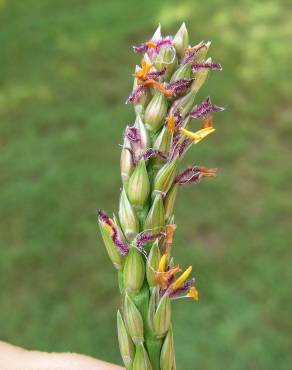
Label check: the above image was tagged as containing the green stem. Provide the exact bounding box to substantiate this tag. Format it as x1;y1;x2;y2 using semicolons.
146;337;163;370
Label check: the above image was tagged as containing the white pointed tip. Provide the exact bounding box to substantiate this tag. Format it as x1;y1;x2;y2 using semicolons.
143;53;152;64
152;24;162;40
174;22;188;38
180;22;187;31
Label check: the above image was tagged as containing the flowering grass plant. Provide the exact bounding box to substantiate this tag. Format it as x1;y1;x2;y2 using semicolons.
98;23;223;370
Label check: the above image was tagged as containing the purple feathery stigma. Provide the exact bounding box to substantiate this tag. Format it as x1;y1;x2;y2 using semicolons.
125;147;137;166
175;166;201;185
156;37;172;49
171;120;183;149
173;110;183;129
126;84;146;104
125;126;140;144
169;278;195;298
141;148;167;161
190;96;224;119
147;67;166;79
190;97;212;118
133;37;172;56
149;37;173;59
182;43;208;64
111;227;129;256
169;137;191;161
98;210;129;256
166;79;194;96
178;137;192;157
133;44;148;54
98;209;112;227
136;231;165;249
192;62;223;72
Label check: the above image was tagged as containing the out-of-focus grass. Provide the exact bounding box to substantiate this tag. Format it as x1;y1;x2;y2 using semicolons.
0;0;292;369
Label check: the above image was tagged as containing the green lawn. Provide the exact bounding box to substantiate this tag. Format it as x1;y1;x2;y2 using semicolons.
1;0;292;369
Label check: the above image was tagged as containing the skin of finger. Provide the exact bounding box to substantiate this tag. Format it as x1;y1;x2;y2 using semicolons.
0;341;124;370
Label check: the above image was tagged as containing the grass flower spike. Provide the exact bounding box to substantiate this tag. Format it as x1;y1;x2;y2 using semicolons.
98;23;224;369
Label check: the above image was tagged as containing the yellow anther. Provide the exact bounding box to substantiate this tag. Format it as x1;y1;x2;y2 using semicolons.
180;126;215;144
143;79;173;97
198;166;217;178
165;114;176;133
146;41;157;48
202;115;213;128
187;286;199;301
172;266;192;291
185;41;205;54
155;265;181;289
164;224;176;255
104;223;113;234
135;59;153;81
158;253;168;273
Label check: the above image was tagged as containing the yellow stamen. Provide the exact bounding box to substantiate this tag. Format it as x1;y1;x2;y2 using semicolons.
104;223;113;234
158;253;168;273
164;224;176;255
165;114;176;133
198;166;217;178
172;266;192;291
185;41;204;54
187;287;199;301
155;265;181;289
180;126;215;144
143;79;173;97
134;59;153;81
146;41;157;48
202;115;213;128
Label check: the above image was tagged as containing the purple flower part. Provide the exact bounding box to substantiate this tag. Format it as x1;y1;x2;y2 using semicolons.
160;274;176;298
97;210;129;256
192;62;223;72
136;232;165;249
169;278;195;298
156;37;173;49
97;209;112;227
147;67;166;79
178;137;192;157
133;44;148;54
190;96;224;119
141;148;167;161
168;141;178;162
175;166;201;185
125;126;140;144
173;110;183;129
166;79;194;96
159;288;167;298
172;128;182;148
133;37;172;55
126;84;146;104
213;104;225;113
125;147;137;166
169;136;192;161
111;227;129;256
182;43;208;64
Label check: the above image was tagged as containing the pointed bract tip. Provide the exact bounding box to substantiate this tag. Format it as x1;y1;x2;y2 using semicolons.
152;24;162;40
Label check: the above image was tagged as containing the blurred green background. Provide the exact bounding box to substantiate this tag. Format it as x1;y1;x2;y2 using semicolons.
1;0;292;369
